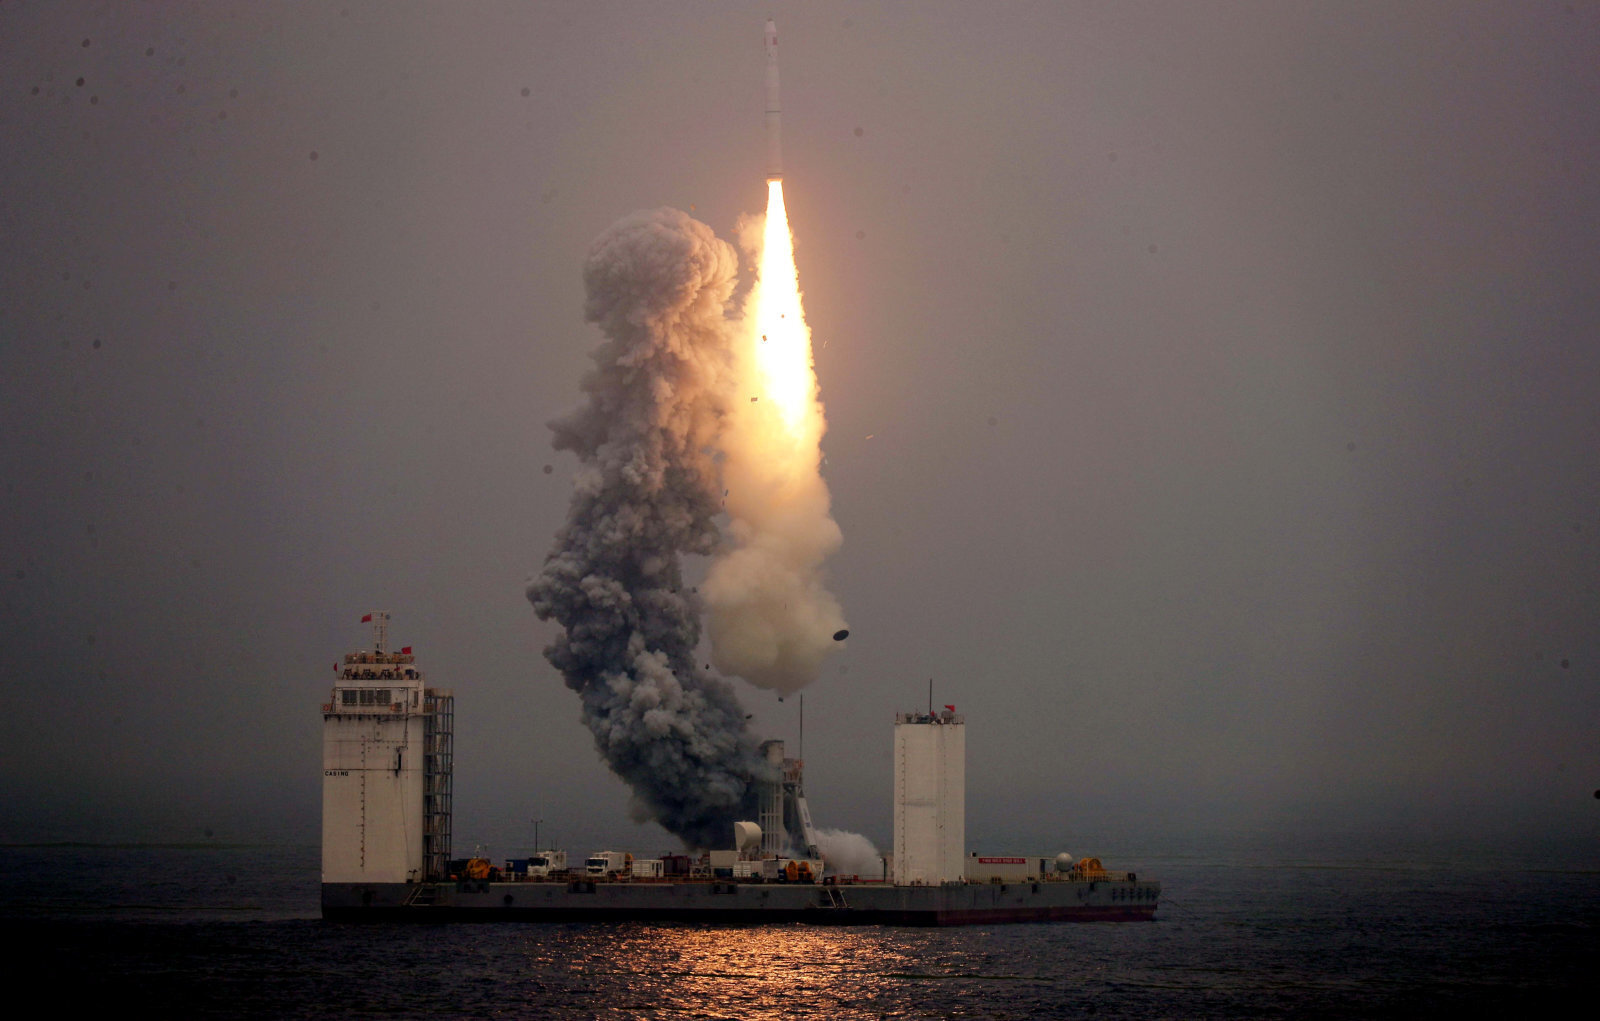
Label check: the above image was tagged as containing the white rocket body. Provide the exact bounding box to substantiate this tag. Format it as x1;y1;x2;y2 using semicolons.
765;18;782;180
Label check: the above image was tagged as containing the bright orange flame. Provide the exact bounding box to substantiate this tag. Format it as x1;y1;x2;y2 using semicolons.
704;178;845;694
751;179;815;438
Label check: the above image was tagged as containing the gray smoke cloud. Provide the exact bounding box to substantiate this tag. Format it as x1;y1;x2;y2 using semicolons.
526;208;767;849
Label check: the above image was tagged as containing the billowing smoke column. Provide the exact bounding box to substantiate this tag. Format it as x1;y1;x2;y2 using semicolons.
703;179;847;695
530;21;848;848
527;208;767;849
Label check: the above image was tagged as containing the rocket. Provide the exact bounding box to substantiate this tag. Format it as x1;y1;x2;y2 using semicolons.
765;18;782;180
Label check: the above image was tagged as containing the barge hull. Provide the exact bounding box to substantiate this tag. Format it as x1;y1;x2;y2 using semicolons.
322;878;1160;926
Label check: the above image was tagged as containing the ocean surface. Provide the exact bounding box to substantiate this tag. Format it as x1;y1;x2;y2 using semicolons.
4;843;1595;1019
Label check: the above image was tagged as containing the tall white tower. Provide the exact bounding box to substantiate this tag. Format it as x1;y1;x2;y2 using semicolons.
893;708;965;885
321;612;453;884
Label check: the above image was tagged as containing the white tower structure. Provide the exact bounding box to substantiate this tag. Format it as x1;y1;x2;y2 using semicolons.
758;740;789;856
758;739;822;860
893;708;965;885
321;612;453;884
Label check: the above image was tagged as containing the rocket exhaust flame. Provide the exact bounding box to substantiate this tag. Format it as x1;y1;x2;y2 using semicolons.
704;179;847;695
753;181;809;430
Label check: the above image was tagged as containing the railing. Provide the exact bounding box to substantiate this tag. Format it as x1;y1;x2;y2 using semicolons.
343;653;416;665
893;711;964;725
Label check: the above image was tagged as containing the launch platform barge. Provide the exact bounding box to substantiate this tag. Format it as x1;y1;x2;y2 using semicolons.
321;614;1159;925
323;874;1159;926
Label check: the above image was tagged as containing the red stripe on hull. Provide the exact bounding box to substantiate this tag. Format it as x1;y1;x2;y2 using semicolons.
936;905;1156;925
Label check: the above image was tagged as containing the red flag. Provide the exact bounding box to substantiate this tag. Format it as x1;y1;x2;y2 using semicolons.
361;614;373;623
400;646;412;655
944;704;956;712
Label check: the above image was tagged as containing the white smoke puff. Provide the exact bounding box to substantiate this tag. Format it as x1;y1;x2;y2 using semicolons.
528;208;770;849
704;197;847;694
815;828;883;878
703;524;844;693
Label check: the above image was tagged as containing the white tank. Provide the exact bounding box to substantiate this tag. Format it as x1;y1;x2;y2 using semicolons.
734;820;762;852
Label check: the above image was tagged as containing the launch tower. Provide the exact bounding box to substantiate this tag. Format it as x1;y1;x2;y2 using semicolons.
758;738;822;859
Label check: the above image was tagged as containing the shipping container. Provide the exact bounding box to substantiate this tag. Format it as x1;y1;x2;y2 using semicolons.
661;854;694;876
964;854;1038;883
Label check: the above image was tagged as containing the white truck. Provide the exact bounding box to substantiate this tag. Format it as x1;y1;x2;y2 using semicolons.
585;850;632;877
527;850;567;877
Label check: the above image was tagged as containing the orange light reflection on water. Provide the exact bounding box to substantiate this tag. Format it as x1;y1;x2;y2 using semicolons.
550;925;933;1018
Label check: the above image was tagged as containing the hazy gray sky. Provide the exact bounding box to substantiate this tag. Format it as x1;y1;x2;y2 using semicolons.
2;1;1596;860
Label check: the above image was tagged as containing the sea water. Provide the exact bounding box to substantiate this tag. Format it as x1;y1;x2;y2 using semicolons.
3;844;1594;1018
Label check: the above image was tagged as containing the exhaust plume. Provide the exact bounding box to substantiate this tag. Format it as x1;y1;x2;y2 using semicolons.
704;180;847;694
527;208;765;848
815;827;884;879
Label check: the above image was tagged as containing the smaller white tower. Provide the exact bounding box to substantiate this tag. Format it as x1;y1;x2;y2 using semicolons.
893;708;965;884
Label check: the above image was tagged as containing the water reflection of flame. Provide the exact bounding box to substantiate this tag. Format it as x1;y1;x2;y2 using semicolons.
550;925;927;1018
